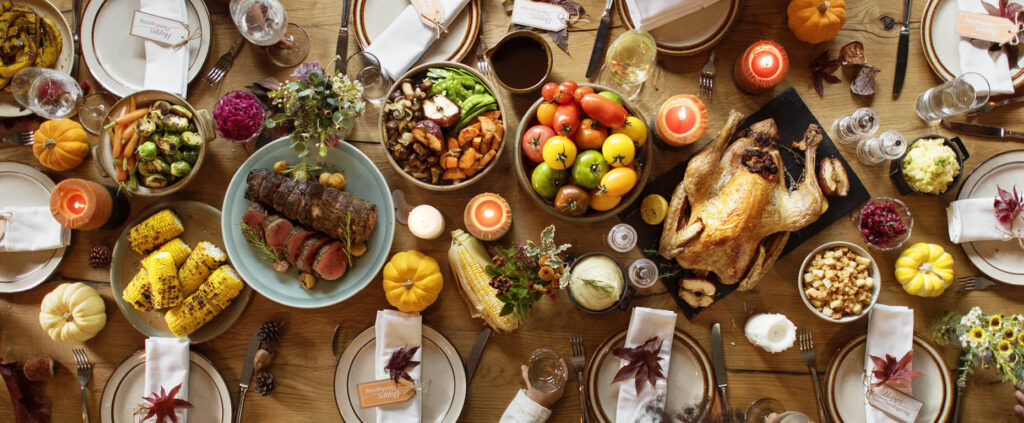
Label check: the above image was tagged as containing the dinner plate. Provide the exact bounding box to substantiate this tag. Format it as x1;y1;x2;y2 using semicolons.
352;0;481;64
220;137;395;309
585;329;714;422
110;201;252;344
825;334;953;423
956;150;1024;285
81;0;211;97
614;0;739;56
0;162;69;292
0;0;75;117
333;325;466;422
100;349;231;423
922;0;1024;88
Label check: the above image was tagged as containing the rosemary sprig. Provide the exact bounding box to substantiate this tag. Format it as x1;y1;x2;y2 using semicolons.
240;222;280;263
340;212;355;269
581;278;614;296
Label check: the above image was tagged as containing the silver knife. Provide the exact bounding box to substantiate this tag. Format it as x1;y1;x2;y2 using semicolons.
336;0;351;60
71;0;81;79
892;0;912;96
711;323;732;423
464;328;491;383
585;0;615;79
951;347;968;423
941;119;1024;140
232;329;264;423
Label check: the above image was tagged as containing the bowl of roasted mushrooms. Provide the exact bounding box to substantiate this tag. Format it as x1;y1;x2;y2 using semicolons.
378;61;508;191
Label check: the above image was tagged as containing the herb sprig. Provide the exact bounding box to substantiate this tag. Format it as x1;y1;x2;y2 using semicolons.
240;222;280;263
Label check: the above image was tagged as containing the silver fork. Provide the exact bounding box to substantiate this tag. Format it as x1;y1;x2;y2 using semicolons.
72;348;92;423
958;274;998;291
1;130;34;146
474;34;491;79
203;35;245;86
569;334;589;423
798;331;829;423
698;48;717;101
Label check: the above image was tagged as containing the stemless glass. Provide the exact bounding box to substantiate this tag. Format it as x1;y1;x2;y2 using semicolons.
78;91;117;134
606;223;638;253
599;29;657;99
345;52;391;104
628;258;659;289
744;398;786;423
230;0;309;67
10;67;82;119
830;107;879;145
527;348;566;394
916;72;990;121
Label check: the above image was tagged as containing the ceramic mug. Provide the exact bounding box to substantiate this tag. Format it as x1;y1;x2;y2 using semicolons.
485;30;552;94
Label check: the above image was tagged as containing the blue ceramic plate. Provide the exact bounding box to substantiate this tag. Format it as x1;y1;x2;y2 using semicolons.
221;138;395;308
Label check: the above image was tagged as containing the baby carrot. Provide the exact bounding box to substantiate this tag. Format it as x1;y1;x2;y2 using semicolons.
123;132;139;158
111;124;124;158
115;108;149;125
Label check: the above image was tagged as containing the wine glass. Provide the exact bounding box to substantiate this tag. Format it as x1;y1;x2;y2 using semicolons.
345;52;391;105
10;67;82;119
78;91;117;134
598;29;657;99
230;0;309;67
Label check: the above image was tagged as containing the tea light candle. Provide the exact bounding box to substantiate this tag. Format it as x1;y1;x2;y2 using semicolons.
407;205;445;240
464;193;512;241
734;40;789;94
654;94;709;147
49;179;129;230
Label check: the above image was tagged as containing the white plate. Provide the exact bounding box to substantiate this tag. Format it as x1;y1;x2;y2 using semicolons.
100;349;231;423
81;0;211;97
922;0;1024;88
333;325;466;422
586;329;714;422
0;162;69;292
956;150;1024;285
0;0;75;117
352;0;480;64
614;0;739;56
826;334;953;423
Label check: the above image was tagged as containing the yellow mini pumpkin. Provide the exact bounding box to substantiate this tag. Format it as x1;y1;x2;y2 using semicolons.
32;118;89;171
787;0;847;44
382;250;443;313
39;282;107;344
895;243;954;297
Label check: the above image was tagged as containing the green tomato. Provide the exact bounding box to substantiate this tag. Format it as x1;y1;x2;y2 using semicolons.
572;150;609;189
598;91;623;105
531;162;569;200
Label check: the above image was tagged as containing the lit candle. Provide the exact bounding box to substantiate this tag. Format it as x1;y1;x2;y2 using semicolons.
407;205;445;240
734;40;789;94
464;193;512;241
49;179;130;230
654;94;708;148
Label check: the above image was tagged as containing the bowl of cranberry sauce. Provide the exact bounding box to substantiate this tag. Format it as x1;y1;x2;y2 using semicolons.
855;197;913;251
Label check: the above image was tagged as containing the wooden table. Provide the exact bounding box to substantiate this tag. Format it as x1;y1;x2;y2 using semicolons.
3;0;1024;421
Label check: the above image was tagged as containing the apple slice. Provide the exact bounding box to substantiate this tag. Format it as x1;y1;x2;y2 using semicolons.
818;157;850;197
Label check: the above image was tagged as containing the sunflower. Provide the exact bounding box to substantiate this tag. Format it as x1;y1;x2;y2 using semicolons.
971;327;987;341
1004;328;1017;341
997;340;1013;356
1018;332;1024;346
989;315;1003;330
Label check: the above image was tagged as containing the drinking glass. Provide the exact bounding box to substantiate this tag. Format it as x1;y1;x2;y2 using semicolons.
527;348;566;394
10;67;82;120
345;52;391;104
230;0;309;67
628;258;659;289
856;130;907;165
599;29;657;99
916;72;990;121
744;398;785;423
606;223;637;253
830;107;879;145
78;91;117;134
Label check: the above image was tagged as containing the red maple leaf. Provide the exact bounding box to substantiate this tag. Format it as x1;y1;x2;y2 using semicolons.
141;384;194;423
869;350;924;387
994;185;1024;226
385;346;421;385
611;337;665;395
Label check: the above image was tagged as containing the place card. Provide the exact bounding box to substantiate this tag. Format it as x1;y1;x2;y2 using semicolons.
129;10;190;47
356;379;416;408
956;12;1019;44
511;0;569;32
411;0;447;37
867;384;923;423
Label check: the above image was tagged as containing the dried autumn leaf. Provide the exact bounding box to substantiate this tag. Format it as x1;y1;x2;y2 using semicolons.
869;350;924;387
809;51;843;97
611;337;665;394
840;41;867;65
141;384;194;423
0;361;51;423
994;185;1024;226
385;346;421;384
851;65;880;96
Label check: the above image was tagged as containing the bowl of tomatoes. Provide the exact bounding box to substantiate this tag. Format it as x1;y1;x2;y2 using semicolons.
514;80;654;222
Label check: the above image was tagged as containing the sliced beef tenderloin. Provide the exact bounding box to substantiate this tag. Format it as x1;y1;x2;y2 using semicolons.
284;183;310;219
296;233;331;273
283;225;315;264
262;215;293;255
313;241;348;280
272;179;297;212
244;169;269;201
298;182;325;225
258;173;286;203
241;202;270;238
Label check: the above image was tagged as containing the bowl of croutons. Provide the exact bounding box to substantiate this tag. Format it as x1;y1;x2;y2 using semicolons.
798;241;881;323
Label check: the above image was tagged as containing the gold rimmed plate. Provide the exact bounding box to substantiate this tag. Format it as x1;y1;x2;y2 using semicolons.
955;150;1024;285
352;0;481;64
922;0;1024;87
614;0;739;56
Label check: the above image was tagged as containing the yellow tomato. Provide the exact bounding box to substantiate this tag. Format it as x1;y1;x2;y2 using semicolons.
602;133;636;167
590;189;622;211
598;167;637;197
537;102;558;127
542;136;578;170
612;116;648;147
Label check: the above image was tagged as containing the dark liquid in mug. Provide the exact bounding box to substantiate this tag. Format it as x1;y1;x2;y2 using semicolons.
492;36;547;89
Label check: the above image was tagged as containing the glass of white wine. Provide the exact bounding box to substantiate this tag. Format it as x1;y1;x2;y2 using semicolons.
598;29;657;100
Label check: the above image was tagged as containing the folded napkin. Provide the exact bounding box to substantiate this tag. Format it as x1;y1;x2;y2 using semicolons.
140;0;190;97
865;304;914;423
375;309;422;423
948;198;1021;243
615;307;677;422
957;0;1016;95
0;206;67;252
365;0;471;81
143;337;190;423
624;0;722;31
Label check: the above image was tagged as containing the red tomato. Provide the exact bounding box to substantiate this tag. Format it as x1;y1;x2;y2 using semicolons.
522;125;556;163
574;118;607;150
573;86;595;105
581;93;628;129
541;83;559;102
553;103;581;138
554;80;578;105
536;102;558;127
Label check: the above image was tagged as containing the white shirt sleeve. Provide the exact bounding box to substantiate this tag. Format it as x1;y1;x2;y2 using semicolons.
499;389;553;423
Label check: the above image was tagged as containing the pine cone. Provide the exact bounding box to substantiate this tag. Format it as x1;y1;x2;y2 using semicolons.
253;372;274;396
89;245;111;269
257;321;282;344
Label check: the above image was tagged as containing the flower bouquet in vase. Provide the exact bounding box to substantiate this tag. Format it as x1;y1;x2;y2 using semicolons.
932;307;1024;388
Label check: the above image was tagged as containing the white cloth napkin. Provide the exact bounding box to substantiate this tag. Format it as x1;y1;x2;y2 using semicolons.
624;0;722;31
865;304;914;423
948;198;1021;243
957;0;1016;95
615;307;677;422
374;309;422;423
0;206;67;252
143;337;190;423
365;0;471;81
140;0;190;97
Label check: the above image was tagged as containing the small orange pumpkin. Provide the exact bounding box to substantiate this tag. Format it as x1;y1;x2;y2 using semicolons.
32;119;89;171
787;0;847;44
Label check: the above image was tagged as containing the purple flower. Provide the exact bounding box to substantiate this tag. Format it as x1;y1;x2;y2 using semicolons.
291;61;325;82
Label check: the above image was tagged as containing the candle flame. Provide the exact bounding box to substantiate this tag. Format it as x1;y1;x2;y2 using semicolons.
758;54;774;69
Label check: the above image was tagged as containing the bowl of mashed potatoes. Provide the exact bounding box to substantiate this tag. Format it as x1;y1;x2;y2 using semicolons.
890;135;969;195
566;253;632;314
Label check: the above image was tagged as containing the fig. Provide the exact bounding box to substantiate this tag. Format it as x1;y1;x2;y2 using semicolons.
840;41;866;66
818;157;850;197
411;120;444;152
422;94;461;128
23;355;54;382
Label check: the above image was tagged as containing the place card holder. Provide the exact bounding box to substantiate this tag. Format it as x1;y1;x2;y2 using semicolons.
356;379;418;408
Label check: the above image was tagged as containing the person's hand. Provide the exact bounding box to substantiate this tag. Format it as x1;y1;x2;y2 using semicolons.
1014;387;1024;421
520;359;568;409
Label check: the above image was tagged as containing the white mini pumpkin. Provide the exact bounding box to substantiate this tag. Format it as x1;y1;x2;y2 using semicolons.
39;282;107;344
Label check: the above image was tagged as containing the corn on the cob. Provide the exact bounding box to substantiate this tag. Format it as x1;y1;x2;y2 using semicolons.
144;251;182;309
165;265;244;337
122;268;152;311
449;230;518;333
140;238;192;269
178;242;227;296
128;209;184;254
